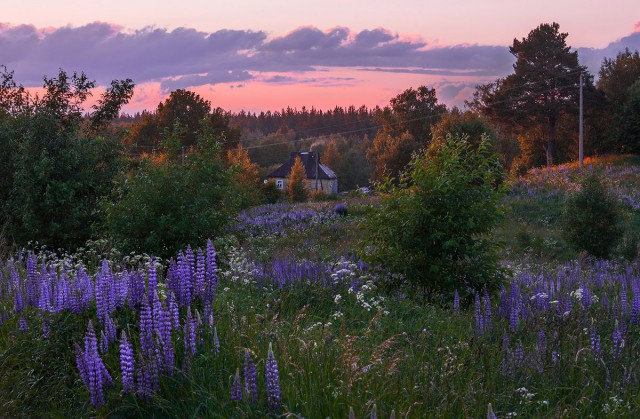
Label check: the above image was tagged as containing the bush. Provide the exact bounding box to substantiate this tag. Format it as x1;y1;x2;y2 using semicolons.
561;172;623;258
104;142;236;259
261;180;282;204
362;134;506;298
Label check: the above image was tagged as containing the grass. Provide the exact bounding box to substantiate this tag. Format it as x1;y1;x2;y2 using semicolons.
1;156;640;417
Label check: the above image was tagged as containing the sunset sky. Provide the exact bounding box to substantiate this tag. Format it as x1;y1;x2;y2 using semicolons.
1;1;639;113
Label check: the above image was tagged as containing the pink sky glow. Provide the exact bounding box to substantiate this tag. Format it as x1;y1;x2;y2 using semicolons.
1;1;639;113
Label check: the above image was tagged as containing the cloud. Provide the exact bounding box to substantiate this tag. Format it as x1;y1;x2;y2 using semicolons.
0;21;638;97
578;31;640;76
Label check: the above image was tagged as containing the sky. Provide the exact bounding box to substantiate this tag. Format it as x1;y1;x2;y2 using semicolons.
1;1;640;113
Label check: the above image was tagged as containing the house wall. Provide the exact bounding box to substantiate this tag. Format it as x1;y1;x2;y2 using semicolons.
271;178;338;194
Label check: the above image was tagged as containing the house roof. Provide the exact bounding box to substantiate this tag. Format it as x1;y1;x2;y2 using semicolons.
268;152;337;180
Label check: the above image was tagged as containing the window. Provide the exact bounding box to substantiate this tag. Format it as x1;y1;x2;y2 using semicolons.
276;179;284;190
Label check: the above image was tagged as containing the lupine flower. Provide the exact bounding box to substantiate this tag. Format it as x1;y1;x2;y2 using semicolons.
81;320;112;407
474;293;484;335
370;403;377;419
119;331;135;394
195;248;205;299
348;407;356;419
483;291;492;331
99;330;109;354
205;240;217;303
231;368;242;401
19;315;27;332
612;320;624;360
453;290;460;315
590;324;601;360
487;403;497;419
244;349;258;403
42;318;51;339
266;342;281;410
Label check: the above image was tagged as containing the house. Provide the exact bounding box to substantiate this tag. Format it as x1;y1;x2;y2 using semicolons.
267;151;338;194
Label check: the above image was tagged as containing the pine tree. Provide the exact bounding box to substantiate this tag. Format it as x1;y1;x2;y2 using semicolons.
288;156;308;202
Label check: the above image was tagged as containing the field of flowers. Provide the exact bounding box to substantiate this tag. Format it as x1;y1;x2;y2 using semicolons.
1;161;640;417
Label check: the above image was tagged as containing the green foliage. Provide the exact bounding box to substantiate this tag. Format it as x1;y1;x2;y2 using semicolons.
363;134;507;296
0;67;133;250
561;173;623;258
104;139;235;258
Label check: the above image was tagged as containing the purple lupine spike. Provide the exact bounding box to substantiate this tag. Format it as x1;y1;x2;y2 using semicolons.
631;291;640;324
42;318;51;339
537;329;547;354
99;330;109;354
483;291;492;331
184;307;197;357
83;320;108;407
14;287;24;314
474;293;484;335
205;240;217;303
513;342;524;367
453;290;460;315
147;260;157;305
487;403;497;419
266;343;281;411
370;404;377;419
168;292;180;330
590;324;601;361
120;331;135;394
75;342;89;388
178;253;192;307
19;315;27;331
158;304;175;374
105;315;117;346
139;300;154;360
231;368;243;401
509;303;518;332
244;349;258;403
195;248;205;300
612;320;624;360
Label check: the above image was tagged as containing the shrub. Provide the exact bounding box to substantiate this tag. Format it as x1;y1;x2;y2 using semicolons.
261;180;282;204
362;134;506;298
561;172;623;258
104;141;235;259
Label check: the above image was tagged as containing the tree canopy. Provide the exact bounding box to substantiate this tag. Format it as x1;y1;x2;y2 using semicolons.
471;22;589;167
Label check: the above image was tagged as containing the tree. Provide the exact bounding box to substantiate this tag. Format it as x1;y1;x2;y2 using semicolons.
288;156;308;202
0;67;133;249
388;86;447;140
227;144;263;208
125;89;241;154
367;86;446;181
597;48;640;105
363;134;506;298
561;173;623;258
471;23;589;167
597;49;640;153
619;79;640;152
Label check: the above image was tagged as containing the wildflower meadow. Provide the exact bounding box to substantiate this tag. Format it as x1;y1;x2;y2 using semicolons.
1;159;640;417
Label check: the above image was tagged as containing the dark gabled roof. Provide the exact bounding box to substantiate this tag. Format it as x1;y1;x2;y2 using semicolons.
268;152;337;180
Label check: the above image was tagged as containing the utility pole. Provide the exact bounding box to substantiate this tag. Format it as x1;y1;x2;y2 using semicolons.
315;152;320;191
579;72;584;168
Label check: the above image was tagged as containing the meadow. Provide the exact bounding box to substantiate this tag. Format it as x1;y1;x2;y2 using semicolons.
1;158;640;418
